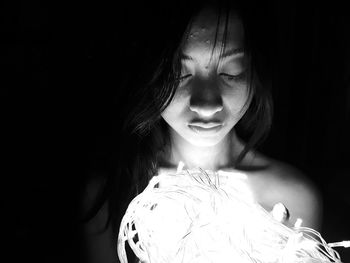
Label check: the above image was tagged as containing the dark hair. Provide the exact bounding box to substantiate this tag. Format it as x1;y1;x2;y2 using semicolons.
84;0;273;234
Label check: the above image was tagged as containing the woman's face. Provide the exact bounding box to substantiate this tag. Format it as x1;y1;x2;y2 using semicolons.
161;8;250;147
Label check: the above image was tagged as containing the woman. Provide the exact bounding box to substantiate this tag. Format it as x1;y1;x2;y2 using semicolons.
82;1;330;262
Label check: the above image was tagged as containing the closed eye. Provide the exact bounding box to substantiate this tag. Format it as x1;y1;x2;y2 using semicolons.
177;74;192;81
219;72;246;82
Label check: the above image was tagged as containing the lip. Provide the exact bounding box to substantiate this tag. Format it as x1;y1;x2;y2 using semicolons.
188;122;223;134
189;122;223;128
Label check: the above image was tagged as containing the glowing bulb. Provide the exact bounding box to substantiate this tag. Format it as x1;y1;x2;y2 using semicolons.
294;218;303;228
117;167;346;263
271;202;289;222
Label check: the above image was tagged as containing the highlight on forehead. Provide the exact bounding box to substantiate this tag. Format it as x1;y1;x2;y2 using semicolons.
182;7;245;66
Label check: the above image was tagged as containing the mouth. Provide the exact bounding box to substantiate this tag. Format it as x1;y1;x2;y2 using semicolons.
188;122;223;134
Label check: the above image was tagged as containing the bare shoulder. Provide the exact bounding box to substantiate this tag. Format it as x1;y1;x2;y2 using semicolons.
248;153;323;230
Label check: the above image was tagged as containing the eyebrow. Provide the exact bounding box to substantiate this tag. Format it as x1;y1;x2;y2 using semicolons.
180;48;245;61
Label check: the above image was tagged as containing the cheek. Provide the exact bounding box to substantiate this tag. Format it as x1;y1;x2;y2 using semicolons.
161;90;190;122
223;86;250;116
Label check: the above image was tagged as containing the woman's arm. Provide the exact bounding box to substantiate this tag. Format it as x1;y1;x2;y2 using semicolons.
80;178;119;263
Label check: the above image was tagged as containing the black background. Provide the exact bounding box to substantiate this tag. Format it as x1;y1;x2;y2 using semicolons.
2;0;349;262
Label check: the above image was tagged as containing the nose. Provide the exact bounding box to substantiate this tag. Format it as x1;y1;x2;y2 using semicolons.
189;82;223;117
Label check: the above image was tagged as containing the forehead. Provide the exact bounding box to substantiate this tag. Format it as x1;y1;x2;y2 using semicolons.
182;8;244;58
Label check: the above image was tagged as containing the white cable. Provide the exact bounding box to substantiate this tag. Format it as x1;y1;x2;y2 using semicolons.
117;167;346;263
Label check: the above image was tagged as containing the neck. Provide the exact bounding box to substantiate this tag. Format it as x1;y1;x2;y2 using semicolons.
164;129;241;171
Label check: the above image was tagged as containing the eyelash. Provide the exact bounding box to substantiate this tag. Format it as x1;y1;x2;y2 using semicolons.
219;72;246;82
177;74;192;82
177;72;246;83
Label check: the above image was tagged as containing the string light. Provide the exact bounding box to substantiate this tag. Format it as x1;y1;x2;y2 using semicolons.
117;164;348;263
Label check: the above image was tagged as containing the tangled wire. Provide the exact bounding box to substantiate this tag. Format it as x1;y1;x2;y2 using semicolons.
117;165;347;263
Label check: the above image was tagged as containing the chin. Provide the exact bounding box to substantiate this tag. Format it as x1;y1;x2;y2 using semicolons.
186;135;225;147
